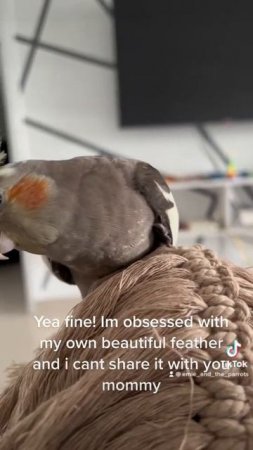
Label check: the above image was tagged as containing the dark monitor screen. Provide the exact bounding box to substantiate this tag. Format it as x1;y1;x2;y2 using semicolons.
114;0;253;126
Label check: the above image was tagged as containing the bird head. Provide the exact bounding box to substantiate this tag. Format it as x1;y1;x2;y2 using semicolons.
0;162;57;257
0;156;84;265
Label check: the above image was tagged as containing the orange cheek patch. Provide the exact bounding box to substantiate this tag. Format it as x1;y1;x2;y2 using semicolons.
7;176;50;209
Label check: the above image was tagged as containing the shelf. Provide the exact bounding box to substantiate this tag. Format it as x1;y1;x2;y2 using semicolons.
179;226;253;241
169;176;253;191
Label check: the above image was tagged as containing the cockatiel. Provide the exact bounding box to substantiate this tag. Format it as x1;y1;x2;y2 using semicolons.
0;155;179;296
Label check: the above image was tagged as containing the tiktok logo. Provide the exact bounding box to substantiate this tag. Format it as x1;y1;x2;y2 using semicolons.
226;339;242;357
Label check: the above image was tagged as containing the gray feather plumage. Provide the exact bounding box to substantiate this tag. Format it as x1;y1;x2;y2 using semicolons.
0;156;179;295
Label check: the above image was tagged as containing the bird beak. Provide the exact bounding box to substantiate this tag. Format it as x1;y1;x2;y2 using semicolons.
0;233;15;260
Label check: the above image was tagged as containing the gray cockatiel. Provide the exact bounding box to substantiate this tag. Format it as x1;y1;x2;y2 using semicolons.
0;155;179;296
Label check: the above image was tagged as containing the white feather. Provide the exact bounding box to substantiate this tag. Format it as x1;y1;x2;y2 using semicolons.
154;181;179;245
0;167;16;177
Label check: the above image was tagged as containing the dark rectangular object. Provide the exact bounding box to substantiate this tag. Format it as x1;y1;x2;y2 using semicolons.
114;0;253;126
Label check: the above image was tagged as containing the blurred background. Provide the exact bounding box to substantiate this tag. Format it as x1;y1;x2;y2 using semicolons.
0;0;253;386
